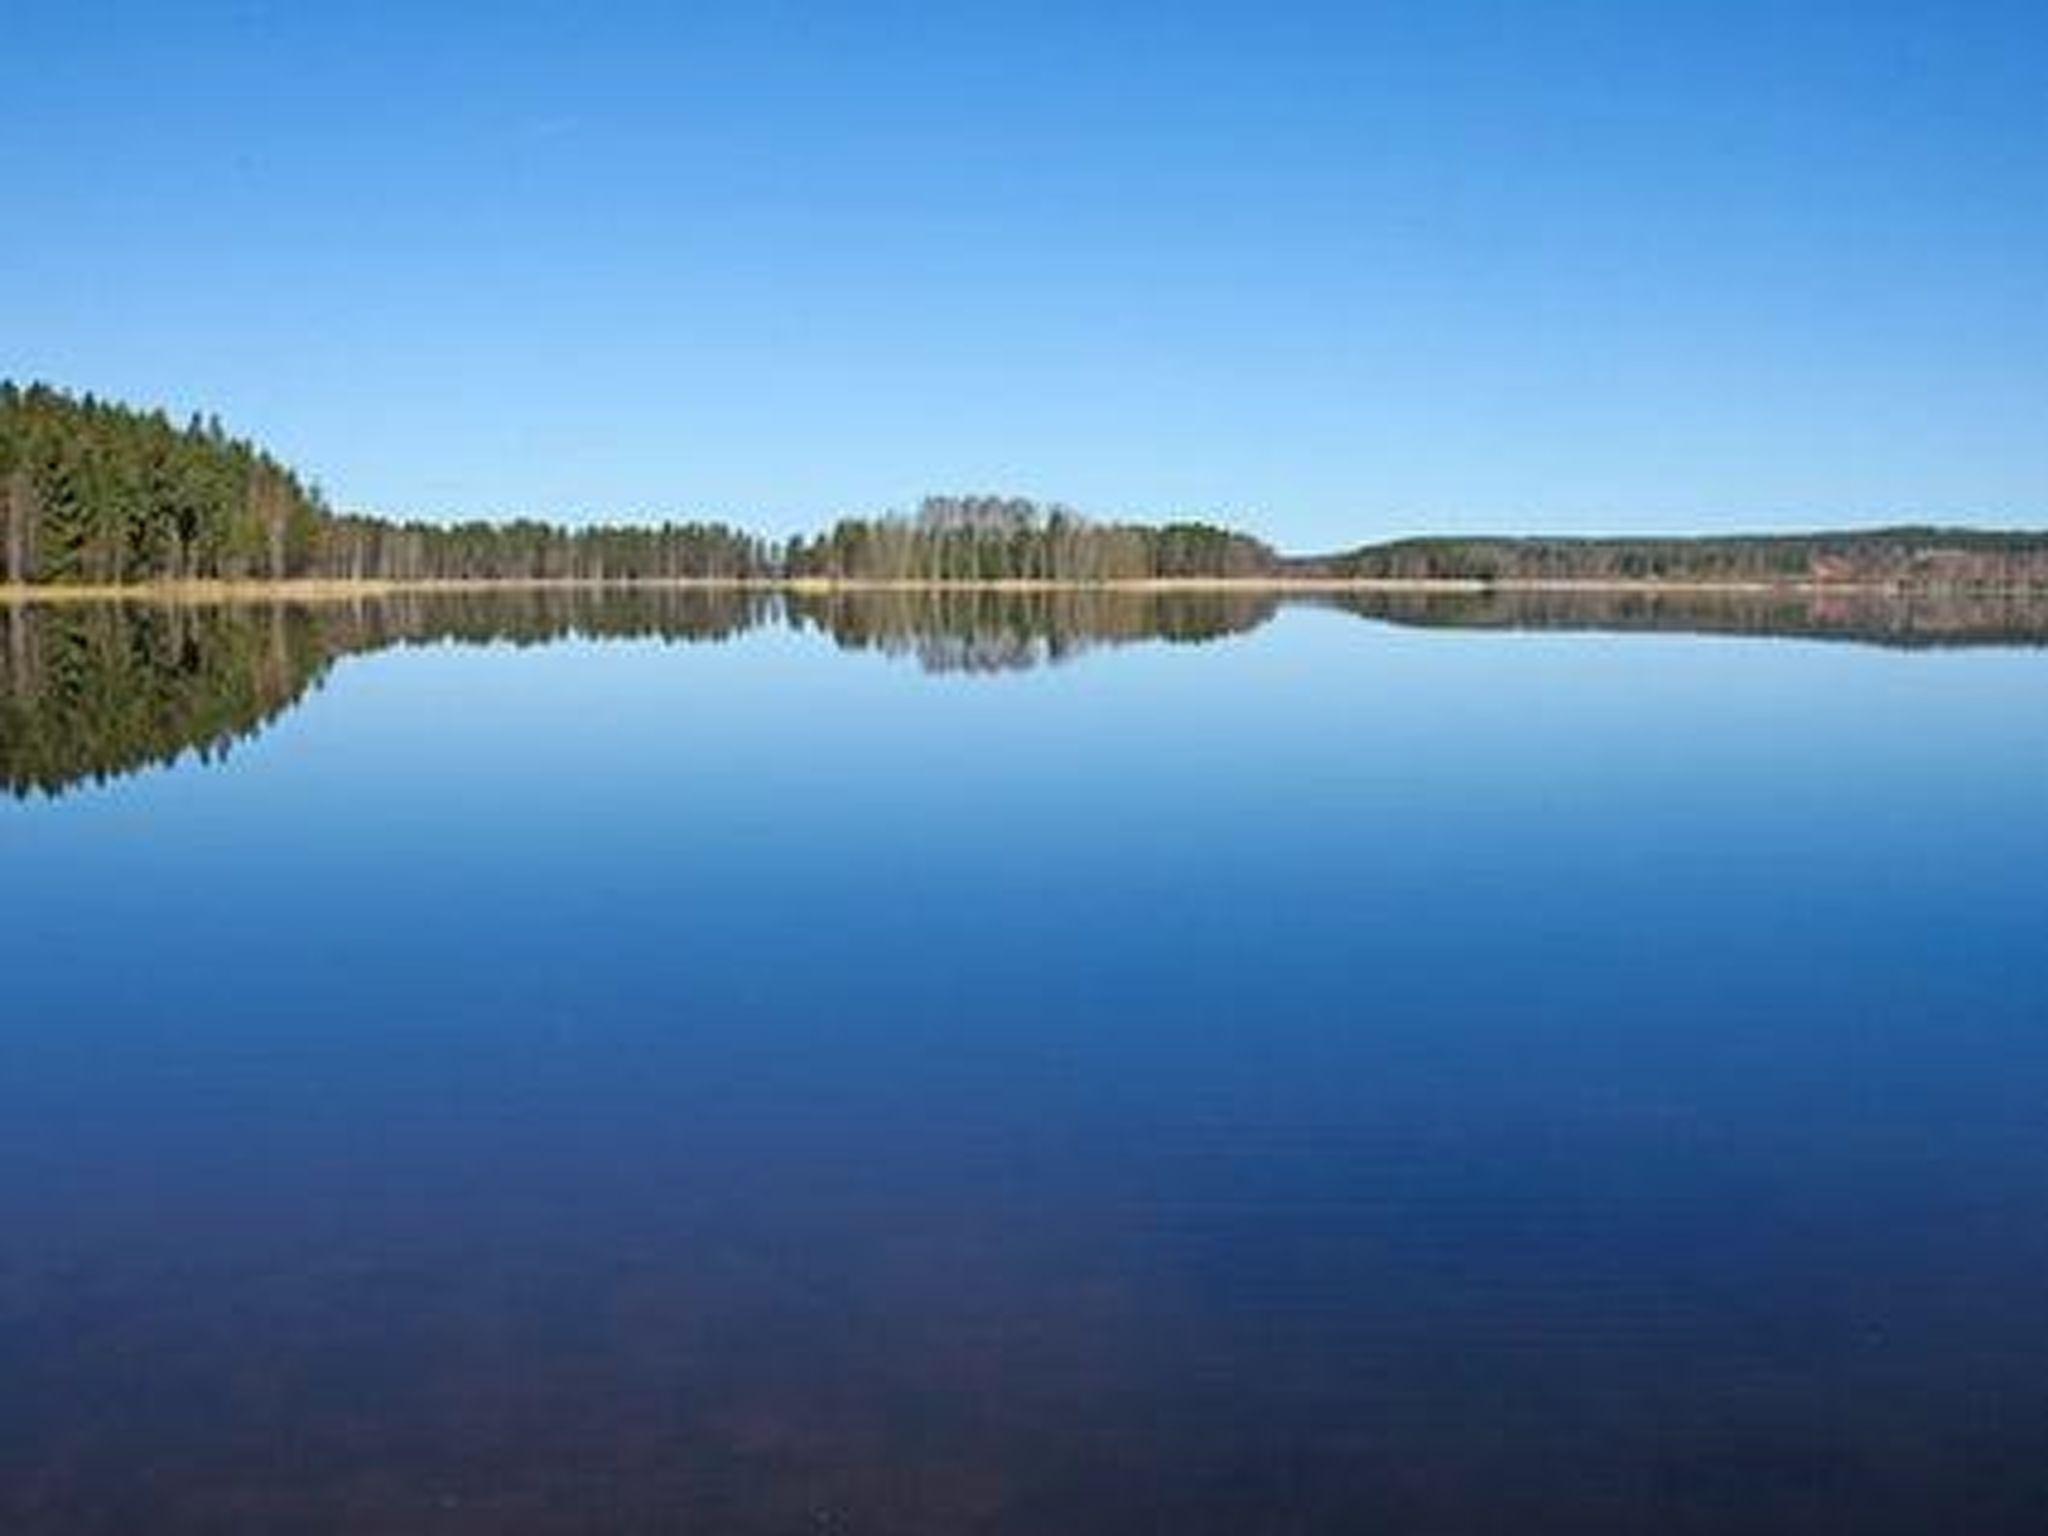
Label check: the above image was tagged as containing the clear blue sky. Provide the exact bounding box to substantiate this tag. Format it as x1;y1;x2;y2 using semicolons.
3;1;2042;549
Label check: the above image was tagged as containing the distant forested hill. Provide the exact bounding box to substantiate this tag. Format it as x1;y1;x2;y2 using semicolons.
5;381;2046;587
1289;530;2048;586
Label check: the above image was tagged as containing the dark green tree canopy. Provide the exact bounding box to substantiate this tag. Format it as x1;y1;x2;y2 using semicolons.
7;381;2046;590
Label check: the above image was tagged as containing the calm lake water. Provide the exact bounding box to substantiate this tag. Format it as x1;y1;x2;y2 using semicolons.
4;591;2047;1533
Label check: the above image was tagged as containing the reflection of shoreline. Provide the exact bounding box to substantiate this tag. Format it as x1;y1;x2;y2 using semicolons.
785;586;1275;674
12;574;2048;605
7;584;2048;799
1324;585;2048;650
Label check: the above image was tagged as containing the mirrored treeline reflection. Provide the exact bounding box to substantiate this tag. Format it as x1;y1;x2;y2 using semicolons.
6;584;2048;796
1;601;334;799
783;584;1279;673
1327;583;2048;649
0;587;779;798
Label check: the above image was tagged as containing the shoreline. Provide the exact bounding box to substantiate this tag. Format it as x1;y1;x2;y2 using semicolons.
4;575;2039;605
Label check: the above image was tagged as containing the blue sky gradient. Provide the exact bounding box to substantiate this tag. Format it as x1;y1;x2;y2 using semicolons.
3;1;2043;549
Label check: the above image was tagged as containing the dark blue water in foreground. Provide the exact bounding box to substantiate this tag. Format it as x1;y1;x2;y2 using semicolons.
4;598;2047;1532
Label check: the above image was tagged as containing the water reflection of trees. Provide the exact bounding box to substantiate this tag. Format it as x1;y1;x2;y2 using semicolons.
784;586;1278;674
1323;585;2048;650
0;588;1269;795
0;589;778;798
2;601;331;797
316;584;777;653
7;584;2048;796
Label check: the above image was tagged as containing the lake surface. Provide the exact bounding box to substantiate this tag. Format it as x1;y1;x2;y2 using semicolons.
4;590;2047;1533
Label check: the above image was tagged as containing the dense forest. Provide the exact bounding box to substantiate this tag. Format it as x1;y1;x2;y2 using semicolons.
313;514;775;583
1;384;770;584
0;383;327;584
784;496;1277;582
0;387;1260;586
8;381;2048;589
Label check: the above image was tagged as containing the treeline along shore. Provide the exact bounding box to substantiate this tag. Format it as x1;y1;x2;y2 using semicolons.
6;381;2047;593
